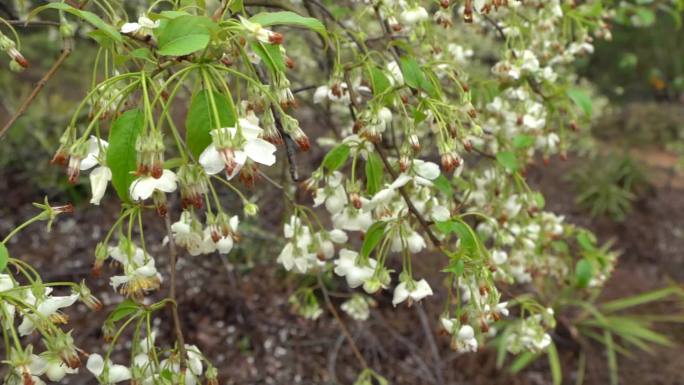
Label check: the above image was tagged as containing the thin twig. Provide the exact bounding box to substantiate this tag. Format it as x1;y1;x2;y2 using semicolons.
164;214;188;370
317;274;368;369
415;304;445;385
5;20;61;27
0;39;73;139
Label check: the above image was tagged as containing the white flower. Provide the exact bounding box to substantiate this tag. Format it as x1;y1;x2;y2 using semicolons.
455;325;478;352
333;249;376;288
332;207;373;232
129;169;178;201
45;357;78;382
199;119;277;179
87;354;131;384
79;136;112;205
392;278;433;306
313;172;348;214
387;61;404;85
400;6;429;25
491;249;508;265
18;293;79;336
120;16;160;34
239;16;280;44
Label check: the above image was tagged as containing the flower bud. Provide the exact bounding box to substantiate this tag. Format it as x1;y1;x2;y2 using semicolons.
243;202;259;217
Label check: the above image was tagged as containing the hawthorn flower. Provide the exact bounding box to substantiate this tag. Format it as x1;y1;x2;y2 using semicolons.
392;278;433;307
76;136;111;205
129;169;178;201
44;354;78;382
239;16;283;44
333;249;376;288
400;6;429;25
199;118;277;179
341;294;375;321
5;346;48;385
108;243;162;297
313;172;348;214
87;354;131;384
18;291;80;336
120;16;160;34
455;325;478;352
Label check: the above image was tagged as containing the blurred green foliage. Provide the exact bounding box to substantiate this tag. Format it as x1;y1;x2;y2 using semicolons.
580;3;684;101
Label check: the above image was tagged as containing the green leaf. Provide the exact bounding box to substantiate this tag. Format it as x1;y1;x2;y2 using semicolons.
365;152;384;195
433;174;453;197
185;90;236;158
249;11;328;40
567;88;593;117
496;151;520;172
107;110;144;201
250;42;286;74
322;144;350;172
156;15;215;56
442;259;464;276
30;3;122;43
601;286;684;312
576;230;596;252
436;220;477;254
509;351;540;373
575;259;594;288
361;222;387;258
399;56;436;96
368;66;393;106
513;135;536;149
108;299;140;322
547;342;562;385
0;243;8;272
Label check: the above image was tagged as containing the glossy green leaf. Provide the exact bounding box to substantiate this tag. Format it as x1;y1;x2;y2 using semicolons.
368;66;394;105
156;15;215;56
31;3;122;43
433;174;453;197
249;11;328;40
442;259;464;276
575;259;594;288
513;135;536;149
496;151;520;172
399;56;436;96
361;222;387;258
185;90;236;158
436;220;477;254
322;144;350;172
107;110;144;201
365;152;384;195
567;88;593;117
547;342;562;385
251;42;286;74
0;243;8;272
108;299;140;323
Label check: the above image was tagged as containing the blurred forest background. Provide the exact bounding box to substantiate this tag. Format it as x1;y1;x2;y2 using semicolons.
1;2;684;385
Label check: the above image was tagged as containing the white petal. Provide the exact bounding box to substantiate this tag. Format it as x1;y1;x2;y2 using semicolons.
244;139;277;166
199;144;225;175
392;282;410;306
86;354;105;376
109;364;132;383
37;294;79;316
120;22;141;33
129;177;157;201
89;166;112;205
154;170;178;193
414;161;440;180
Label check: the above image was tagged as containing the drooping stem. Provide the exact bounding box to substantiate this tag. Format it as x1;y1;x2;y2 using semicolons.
164;214;188;369
317;274;368;369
